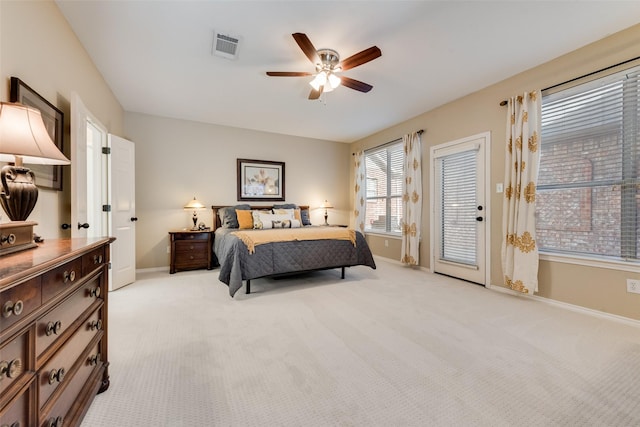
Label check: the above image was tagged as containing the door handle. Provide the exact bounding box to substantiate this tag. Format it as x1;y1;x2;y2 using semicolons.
78;222;90;230
476;217;484;222
61;223;71;230
130;217;138;222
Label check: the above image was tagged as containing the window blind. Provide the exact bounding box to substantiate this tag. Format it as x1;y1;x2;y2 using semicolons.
365;142;404;233
438;150;477;265
537;65;640;261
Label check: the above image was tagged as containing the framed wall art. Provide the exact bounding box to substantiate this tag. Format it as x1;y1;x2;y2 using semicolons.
237;158;285;201
9;77;65;191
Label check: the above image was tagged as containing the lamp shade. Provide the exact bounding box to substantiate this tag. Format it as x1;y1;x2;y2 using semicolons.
0;102;70;165
183;197;205;210
320;200;333;209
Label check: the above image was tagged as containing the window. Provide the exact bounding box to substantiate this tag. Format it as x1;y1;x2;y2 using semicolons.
364;142;404;234
537;66;640;263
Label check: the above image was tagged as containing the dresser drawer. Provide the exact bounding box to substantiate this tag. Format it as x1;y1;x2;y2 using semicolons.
0;384;29;427
40;342;102;427
0;329;29;397
82;246;106;276
41;258;83;304
36;276;103;358
38;309;102;409
175;241;208;256
1;277;41;332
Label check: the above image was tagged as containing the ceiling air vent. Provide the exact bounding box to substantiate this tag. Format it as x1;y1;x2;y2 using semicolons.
212;32;240;60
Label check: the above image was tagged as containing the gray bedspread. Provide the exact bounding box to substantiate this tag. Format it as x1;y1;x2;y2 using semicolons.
214;227;376;296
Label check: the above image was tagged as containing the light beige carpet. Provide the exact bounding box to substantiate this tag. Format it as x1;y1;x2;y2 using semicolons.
81;258;640;426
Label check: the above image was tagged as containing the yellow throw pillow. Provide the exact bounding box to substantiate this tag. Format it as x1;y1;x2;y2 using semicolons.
236;209;253;229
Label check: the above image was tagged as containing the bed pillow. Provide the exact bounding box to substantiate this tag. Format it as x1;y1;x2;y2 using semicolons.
236;209;253;229
272;208;295;219
253;212;296;229
271;219;301;228
272;203;297;210
300;208;311;226
219;204;251;228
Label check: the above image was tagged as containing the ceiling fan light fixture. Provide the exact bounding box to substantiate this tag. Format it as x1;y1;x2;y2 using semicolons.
309;71;327;91
327;73;341;89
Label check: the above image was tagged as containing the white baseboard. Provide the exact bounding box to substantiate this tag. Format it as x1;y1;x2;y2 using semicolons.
373;255;431;273
490;285;640;328
136;266;169;274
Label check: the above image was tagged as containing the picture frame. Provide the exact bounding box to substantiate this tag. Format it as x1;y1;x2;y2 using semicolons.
9;77;64;191
237;158;285;201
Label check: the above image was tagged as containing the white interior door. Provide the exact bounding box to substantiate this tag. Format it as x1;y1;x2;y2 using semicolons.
431;132;490;285
71;92;108;239
109;134;136;291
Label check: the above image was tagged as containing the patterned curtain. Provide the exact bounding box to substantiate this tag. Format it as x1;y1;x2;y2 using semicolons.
401;132;422;265
353;150;366;233
501;91;541;294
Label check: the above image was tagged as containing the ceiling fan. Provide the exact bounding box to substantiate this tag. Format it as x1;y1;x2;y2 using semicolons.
266;33;382;100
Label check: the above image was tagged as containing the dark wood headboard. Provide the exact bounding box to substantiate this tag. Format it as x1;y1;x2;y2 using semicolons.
211;205;310;231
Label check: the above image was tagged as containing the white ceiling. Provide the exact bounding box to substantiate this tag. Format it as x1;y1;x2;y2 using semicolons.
55;1;640;143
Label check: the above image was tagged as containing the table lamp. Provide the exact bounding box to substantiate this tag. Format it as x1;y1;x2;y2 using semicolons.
184;197;205;230
320;200;333;226
0;102;70;256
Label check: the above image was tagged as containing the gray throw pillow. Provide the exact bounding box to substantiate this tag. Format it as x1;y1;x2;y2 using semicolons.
219;204;251;228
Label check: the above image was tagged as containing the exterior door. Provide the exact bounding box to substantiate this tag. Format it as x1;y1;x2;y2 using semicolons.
109;134;136;290
431;132;490;285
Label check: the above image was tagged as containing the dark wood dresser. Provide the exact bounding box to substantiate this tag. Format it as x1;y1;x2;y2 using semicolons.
0;237;115;427
169;230;214;274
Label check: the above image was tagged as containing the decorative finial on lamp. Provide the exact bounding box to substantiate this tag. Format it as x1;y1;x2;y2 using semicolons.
0;102;70;256
320;200;333;226
183;197;205;230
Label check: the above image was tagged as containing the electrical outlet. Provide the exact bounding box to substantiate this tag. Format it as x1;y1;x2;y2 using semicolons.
384;239;389;247
627;279;640;294
167;246;171;254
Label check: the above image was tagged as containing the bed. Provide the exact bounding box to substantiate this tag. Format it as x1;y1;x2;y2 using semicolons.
212;204;376;296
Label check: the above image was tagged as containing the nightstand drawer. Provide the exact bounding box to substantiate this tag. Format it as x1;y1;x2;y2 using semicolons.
174;241;208;253
173;232;209;241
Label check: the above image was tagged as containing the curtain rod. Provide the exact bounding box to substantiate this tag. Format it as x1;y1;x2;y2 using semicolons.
352;129;424;155
498;54;640;106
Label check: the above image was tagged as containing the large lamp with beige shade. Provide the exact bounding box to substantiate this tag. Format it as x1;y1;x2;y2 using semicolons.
0;102;71;255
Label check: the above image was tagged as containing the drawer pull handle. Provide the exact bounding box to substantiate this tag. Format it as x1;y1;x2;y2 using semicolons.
46;416;63;427
89;319;103;331
93;254;103;264
1;421;21;427
88;287;101;298
45;320;63;336
0;358;22;379
63;270;76;283
88;353;102;366
48;367;65;384
2;300;23;318
0;233;16;245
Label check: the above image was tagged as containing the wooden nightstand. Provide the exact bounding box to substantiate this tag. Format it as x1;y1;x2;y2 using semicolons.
169;230;214;274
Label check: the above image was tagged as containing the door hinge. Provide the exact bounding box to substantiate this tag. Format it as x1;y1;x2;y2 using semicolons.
102;204;111;212
102;147;111;155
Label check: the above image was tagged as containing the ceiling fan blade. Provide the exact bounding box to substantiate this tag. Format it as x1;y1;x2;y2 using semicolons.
308;86;323;100
292;33;320;64
338;46;382;71
340;76;373;93
266;71;313;77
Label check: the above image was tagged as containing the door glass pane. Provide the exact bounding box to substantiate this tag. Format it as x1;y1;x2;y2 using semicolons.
440;150;477;266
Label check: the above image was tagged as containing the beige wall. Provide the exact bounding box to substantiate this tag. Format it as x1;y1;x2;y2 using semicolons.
0;0;124;239
351;24;640;321
125;112;350;269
